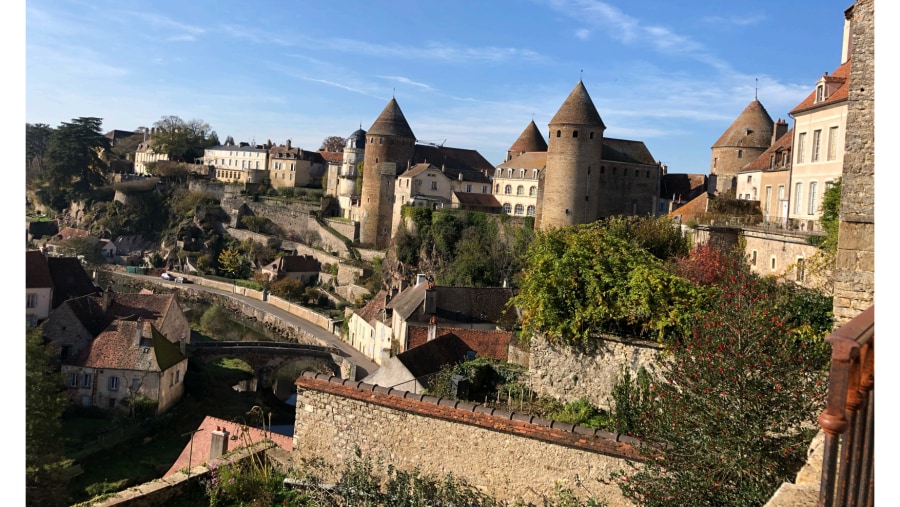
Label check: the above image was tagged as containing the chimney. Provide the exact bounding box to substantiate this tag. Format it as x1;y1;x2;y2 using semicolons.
772;118;788;145
286;139;291;150
841;4;854;64
458;172;463;181
210;427;229;459
135;323;143;346
101;287;114;313
424;285;436;315
428;316;436;342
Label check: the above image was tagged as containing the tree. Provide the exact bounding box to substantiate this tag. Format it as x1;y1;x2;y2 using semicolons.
269;277;305;302
149;115;218;162
26;123;54;181
218;248;248;279
510;221;704;344
319;135;346;152
608;252;829;507
26;326;70;507
39;117;110;210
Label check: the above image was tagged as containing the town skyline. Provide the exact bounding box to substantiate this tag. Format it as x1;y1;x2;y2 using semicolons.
26;0;852;173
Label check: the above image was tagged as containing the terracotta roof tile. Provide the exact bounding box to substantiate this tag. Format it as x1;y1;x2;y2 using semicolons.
667;192;709;222
47;256;100;307
740;128;794;172
316;150;344;163
452;192;502;208
790;60;851;115
164;415;293;477
498;152;548;169
355;289;389;325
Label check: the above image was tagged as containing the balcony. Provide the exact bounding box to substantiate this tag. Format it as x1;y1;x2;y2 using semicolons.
818;305;874;507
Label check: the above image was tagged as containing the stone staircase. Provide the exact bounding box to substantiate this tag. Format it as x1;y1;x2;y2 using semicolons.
763;430;825;506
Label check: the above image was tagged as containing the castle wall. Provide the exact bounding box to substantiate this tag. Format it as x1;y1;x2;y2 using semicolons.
359;135;415;249
293;373;636;506
596;162;660;218
524;334;660;411
833;0;874;326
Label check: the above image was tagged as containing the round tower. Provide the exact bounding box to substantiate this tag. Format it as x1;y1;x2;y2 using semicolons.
710;99;775;195
536;81;606;231
359;98;416;249
339;127;366;197
507;119;548;161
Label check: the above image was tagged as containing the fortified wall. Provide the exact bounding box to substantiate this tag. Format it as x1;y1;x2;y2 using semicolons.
523;334;660;410
293;372;638;506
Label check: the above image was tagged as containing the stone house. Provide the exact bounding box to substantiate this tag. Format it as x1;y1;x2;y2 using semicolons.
345;289;393;365
260;254;321;284
133;129;169;175
26;250;53;326
710;99;779;195
43;289;191;365
736;127;793;222
202;139;269;184
267;139;317;189
61;319;187;413
43;227;97;257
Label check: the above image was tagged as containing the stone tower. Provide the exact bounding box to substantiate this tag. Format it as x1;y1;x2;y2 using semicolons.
535;81;606;231
507;120;548;162
710;100;775;195
339;127;366;198
359;98;416;249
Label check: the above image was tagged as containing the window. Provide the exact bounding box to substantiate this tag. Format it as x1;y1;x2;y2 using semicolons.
770;155;775;169
816;84;825;102
808;182;818;215
26;293;37;308
482;185;488;193
827;126;839;160
782;152;789;167
812;130;822;162
68;373;78;387
502;203;511;214
529;186;536;196
589;132;595;139
556;130;561;137
796;258;806;281
777;184;785;202
465;184;472;193
504;185;512;195
794;182;803;214
764;186;772;216
797;133;807;163
572;130;578;138
751;250;757;266
175;370;181;384
108;376;120;391
516;185;524;195
507;169;514;178
82;374;92;388
738;149;743;159
527;205;536;216
429;181;437;190
495;184;500;193
496;169;502;178
747;175;752;183
514;204;524;215
771;257;777;270
519;169;525;178
532;170;538;179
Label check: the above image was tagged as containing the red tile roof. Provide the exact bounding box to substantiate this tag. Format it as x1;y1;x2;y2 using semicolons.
316;150;344;163
740;128;794;172
74;320;183;371
354;289;389;325
667;192;709;222
790;60;851;115
164;415;293;477
509;120;548;154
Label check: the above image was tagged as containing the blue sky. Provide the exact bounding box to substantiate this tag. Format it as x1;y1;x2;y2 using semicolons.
24;0;858;173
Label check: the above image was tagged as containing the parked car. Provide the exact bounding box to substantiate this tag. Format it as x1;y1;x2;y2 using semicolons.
175;276;191;284
161;272;173;280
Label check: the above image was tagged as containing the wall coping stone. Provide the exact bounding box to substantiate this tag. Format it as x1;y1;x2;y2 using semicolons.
297;371;641;459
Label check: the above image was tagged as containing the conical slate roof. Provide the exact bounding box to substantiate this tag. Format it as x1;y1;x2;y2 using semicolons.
549;81;606;128
367;98;416;139
509;120;548;153
346;128;366;149
712;99;774;149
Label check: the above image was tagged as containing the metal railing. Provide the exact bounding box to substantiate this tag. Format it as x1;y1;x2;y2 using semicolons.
818;305;874;507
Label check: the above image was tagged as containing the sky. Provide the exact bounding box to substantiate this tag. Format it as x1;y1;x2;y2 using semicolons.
24;0;858;174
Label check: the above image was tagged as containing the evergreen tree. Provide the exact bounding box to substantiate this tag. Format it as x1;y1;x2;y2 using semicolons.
40;117;110;210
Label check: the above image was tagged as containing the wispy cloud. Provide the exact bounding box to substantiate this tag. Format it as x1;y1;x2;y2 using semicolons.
377;76;433;91
701;14;765;27
121;10;205;41
542;0;727;68
219;23;293;46
294;36;544;64
574;28;590;40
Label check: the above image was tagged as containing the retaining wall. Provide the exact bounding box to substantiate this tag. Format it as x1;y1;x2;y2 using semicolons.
293;372;638;506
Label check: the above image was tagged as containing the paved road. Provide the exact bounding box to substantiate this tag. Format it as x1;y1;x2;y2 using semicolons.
107;270;380;379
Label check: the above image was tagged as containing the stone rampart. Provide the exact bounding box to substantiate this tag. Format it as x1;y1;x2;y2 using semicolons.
293;372;637;506
526;333;660;410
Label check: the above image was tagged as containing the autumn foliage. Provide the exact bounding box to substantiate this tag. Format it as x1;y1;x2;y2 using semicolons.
608;249;830;506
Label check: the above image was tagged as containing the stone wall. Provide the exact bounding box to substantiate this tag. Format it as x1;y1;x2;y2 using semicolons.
293;372;637;506
833;0;874;326
525;333;660;410
221;193;319;238
187;179;228;201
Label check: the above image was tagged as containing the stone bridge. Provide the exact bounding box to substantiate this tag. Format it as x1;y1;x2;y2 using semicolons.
188;342;348;389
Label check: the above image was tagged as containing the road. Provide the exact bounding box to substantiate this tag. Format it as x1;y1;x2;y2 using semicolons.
106;270;380;379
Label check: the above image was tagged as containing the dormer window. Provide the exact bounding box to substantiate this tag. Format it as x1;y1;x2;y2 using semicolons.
816;84;825;103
